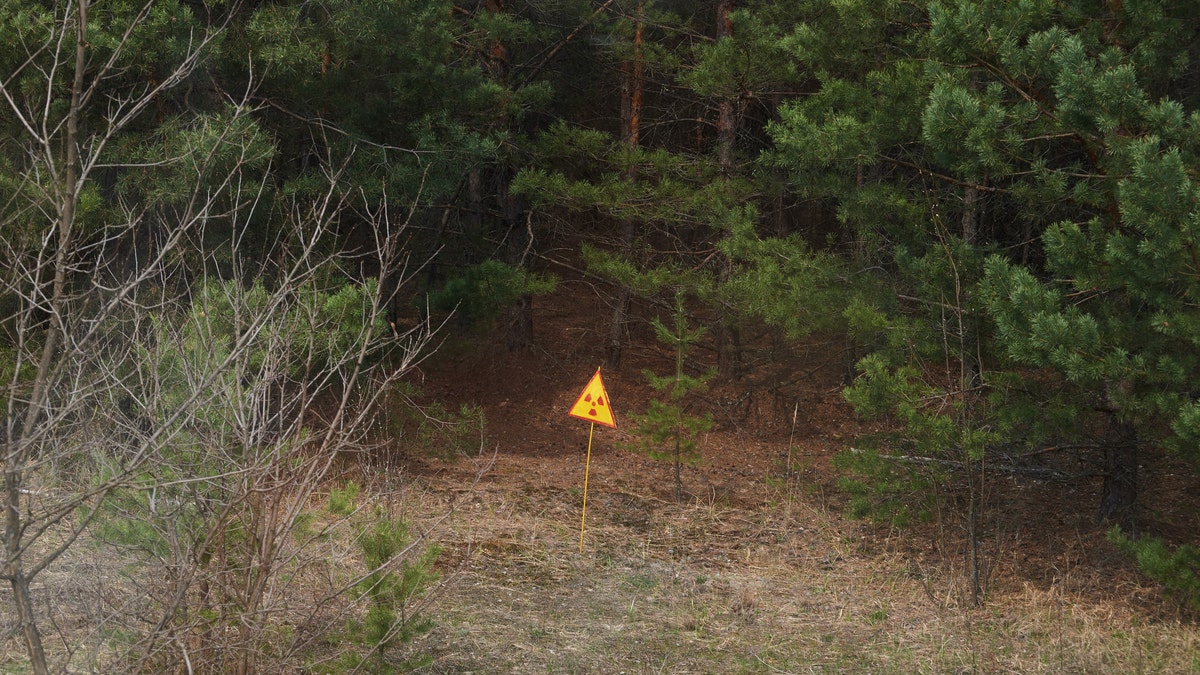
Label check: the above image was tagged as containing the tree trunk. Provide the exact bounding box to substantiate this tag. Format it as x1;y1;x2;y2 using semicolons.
960;184;985;607
505;294;534;351
606;226;634;369
713;0;742;378
465;169;484;265
502;191;535;351
2;2;92;671
607;1;644;369
4;473;49;675
1099;418;1138;529
960;184;981;386
966;456;984;607
715;0;735;176
504;195;535;352
715;318;742;378
620;4;644;151
673;429;684;502
479;0;536;352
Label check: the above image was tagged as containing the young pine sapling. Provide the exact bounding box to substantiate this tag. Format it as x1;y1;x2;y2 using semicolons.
625;291;714;501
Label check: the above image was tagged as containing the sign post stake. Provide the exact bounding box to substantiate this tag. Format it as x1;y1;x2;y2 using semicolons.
579;421;595;553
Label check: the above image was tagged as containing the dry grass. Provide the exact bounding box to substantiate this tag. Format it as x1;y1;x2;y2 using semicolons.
2;455;1196;674
393;467;1200;674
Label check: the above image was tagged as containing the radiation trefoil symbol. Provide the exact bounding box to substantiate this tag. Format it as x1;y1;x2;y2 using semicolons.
568;368;616;428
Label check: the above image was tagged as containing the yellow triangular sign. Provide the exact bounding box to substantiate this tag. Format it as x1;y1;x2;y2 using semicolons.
568;368;616;428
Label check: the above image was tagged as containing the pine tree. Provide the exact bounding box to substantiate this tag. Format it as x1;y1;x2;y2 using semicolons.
760;0;1200;597
624;290;714;501
514;0;812;378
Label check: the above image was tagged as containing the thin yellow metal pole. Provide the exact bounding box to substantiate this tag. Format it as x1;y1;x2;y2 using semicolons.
579;421;595;553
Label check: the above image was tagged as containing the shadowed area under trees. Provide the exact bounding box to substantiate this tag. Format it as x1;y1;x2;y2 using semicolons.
1;0;1198;671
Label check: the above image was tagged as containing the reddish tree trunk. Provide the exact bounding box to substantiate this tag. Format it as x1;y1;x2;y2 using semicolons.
607;1;644;369
716;0;735;175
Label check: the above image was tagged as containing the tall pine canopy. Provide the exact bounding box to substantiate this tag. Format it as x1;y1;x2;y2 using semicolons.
2;0;1199;670
757;0;1200;599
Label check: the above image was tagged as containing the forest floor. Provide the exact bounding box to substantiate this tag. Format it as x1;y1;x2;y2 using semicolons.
365;250;1200;674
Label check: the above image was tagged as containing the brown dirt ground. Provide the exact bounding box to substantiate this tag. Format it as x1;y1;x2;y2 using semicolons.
369;249;1200;673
